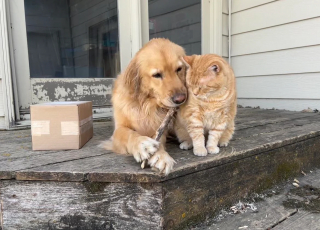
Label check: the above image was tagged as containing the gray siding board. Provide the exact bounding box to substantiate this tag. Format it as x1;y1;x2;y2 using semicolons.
70;0;107;16
71;8;117;38
150;22;201;49
149;4;201;34
149;0;200;18
70;1;117;27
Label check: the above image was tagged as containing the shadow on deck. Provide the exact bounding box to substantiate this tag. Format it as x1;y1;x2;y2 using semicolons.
1;108;320;229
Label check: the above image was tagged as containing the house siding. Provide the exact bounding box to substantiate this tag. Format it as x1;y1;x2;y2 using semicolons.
222;0;229;60
231;0;320;111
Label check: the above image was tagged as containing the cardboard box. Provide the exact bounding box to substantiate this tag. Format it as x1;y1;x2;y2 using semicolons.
31;101;93;150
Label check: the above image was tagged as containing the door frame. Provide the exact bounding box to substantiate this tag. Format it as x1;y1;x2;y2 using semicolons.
0;0;16;129
5;0;223;129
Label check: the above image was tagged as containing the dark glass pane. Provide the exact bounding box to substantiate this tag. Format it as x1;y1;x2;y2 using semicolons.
24;0;119;78
149;0;201;55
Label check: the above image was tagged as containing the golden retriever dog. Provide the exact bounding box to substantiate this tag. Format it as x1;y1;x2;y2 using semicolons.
175;54;237;156
102;38;187;175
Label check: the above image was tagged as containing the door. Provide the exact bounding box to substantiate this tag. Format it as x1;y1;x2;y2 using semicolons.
8;0;223;126
8;0;124;123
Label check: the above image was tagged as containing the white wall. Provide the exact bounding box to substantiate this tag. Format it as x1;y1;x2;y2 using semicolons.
231;0;320;111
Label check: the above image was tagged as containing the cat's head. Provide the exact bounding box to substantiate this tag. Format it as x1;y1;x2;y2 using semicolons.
182;54;235;99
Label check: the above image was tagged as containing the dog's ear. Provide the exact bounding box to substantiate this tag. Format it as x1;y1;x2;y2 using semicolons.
123;58;141;96
182;55;196;67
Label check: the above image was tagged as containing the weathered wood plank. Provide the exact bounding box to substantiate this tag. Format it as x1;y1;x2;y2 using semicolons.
161;136;320;229
206;194;297;230
0;181;163;230
8;112;320;182
273;211;320;230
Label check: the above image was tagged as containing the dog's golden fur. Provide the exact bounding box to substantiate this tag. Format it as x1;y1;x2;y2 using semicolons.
102;38;187;174
175;54;237;156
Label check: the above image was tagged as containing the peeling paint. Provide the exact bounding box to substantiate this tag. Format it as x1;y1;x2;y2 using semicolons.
31;79;114;106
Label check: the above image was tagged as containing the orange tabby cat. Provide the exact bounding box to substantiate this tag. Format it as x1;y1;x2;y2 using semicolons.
174;54;237;156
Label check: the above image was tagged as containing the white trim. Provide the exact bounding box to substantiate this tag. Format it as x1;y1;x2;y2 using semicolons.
0;0;15;129
5;0;19;119
141;0;149;46
228;0;232;64
118;0;149;70
201;0;223;55
8;0;32;110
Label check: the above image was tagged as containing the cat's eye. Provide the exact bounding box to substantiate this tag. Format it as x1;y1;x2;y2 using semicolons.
176;67;182;72
152;73;162;78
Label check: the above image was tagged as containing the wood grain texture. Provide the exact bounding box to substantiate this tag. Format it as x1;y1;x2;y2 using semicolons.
2;109;320;182
237;73;320;99
162;136;320;229
0;181;162;230
273;211;320;230
207;194;297;230
1;109;320;229
231;0;320;34
232;17;320;56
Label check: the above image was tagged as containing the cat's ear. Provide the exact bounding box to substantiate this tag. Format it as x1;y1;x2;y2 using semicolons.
182;55;196;67
210;64;220;73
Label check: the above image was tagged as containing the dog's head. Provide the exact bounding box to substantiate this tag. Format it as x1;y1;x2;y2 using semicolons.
182;54;235;99
123;38;188;108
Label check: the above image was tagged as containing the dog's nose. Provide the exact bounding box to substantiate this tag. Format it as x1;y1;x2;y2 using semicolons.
172;93;186;105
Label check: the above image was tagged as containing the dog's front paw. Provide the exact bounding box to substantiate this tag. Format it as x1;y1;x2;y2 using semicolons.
132;136;160;162
148;151;176;175
207;146;220;154
193;146;208;156
179;141;193;150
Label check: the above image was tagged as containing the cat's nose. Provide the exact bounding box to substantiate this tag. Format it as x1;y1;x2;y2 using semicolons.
172;93;186;105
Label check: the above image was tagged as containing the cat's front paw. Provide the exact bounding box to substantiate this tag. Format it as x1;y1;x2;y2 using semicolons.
193;146;208;156
179;141;193;150
219;142;229;147
207;146;220;154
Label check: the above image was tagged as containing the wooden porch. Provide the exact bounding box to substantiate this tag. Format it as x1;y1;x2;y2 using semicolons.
1;108;320;229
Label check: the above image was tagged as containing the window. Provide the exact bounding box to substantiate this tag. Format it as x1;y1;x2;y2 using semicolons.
148;0;201;55
24;0;119;78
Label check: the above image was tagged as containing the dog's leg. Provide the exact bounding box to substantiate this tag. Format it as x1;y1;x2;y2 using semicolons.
111;126;160;163
148;135;176;175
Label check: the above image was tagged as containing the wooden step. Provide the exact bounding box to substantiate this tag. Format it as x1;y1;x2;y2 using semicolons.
0;108;320;229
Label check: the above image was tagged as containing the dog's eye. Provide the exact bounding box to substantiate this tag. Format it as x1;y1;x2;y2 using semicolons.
152;73;162;78
176;67;182;72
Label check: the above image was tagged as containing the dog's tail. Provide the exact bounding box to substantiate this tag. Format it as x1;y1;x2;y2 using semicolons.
98;137;113;151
